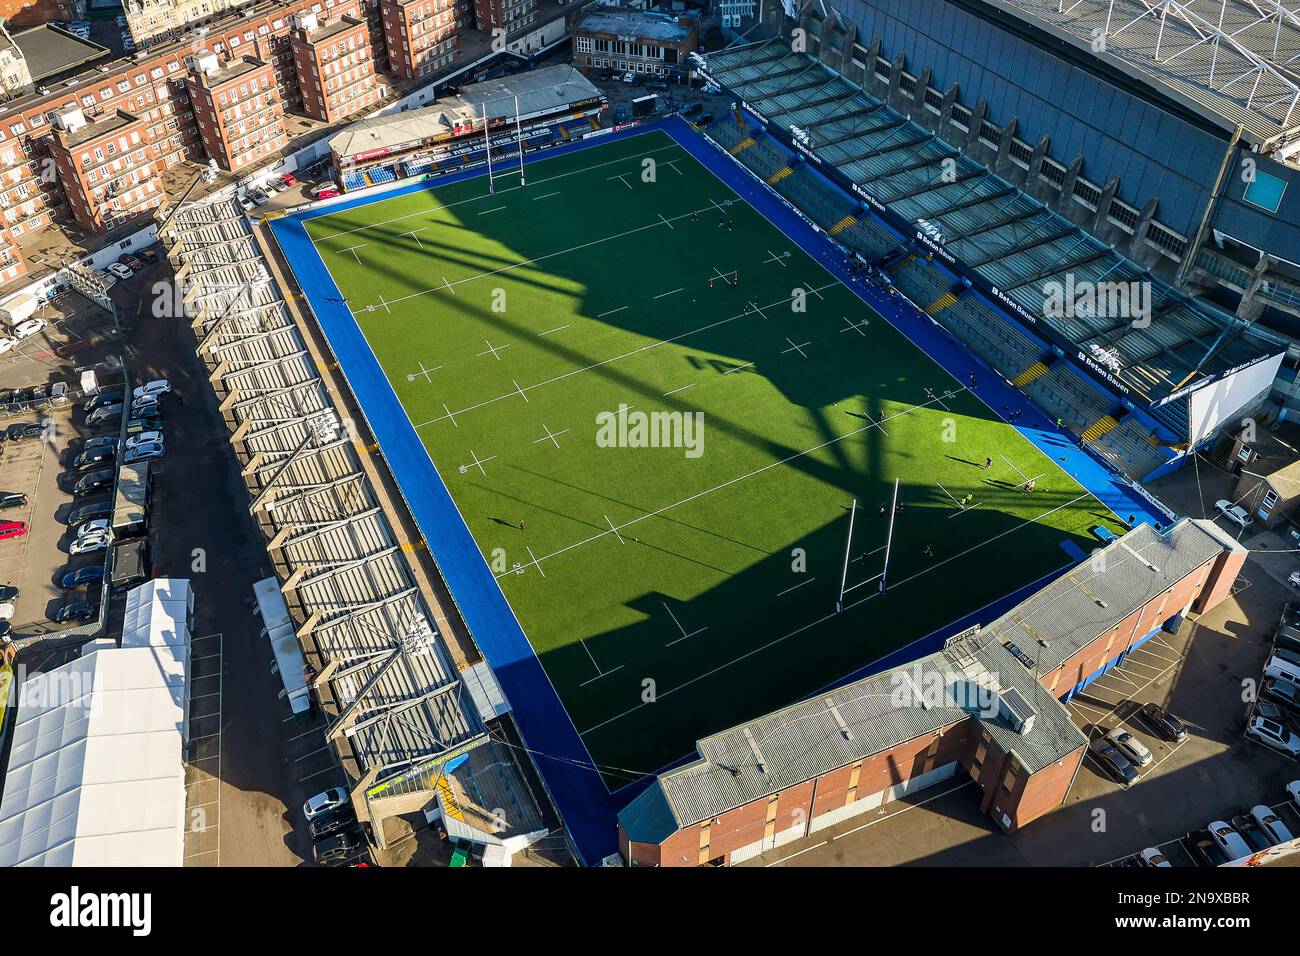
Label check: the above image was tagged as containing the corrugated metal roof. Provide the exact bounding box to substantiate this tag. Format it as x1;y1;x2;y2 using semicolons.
163;195;484;779
986;0;1300;146
329;64;600;159
623;517;1237;835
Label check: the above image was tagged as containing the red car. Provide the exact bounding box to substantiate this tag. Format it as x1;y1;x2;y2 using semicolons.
280;172;299;188
0;520;28;540
118;253;143;271
316;187;339;200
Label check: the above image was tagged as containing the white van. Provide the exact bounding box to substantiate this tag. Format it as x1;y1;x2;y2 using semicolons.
1264;654;1300;687
1208;821;1252;862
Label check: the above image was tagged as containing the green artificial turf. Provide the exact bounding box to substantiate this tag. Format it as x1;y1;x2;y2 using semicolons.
303;130;1124;784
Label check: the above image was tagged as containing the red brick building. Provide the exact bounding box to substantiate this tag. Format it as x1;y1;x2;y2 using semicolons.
291;13;385;124
472;0;536;35
380;0;470;80
185;54;286;172
619;518;1248;865
47;108;165;233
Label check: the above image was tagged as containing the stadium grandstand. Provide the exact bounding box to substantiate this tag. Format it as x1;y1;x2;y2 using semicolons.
327;65;606;191
697;2;1300;481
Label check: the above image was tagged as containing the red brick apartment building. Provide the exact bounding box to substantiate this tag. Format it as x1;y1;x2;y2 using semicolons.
619;519;1247;865
185;54;286;172
0;0;67;26
291;13;385;123
0;0;382;283
380;0;471;80
473;0;536;35
47;107;166;232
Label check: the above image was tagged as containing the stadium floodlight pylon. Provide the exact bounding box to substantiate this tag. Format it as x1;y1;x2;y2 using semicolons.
482;101;495;196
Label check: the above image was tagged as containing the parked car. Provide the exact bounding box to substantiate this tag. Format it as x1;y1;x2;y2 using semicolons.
312;829;364;865
12;318;46;340
621;71;635;84
1274;626;1300;656
6;422;41;441
118;253;143;271
83;436;118;451
129;404;163;424
86;403;123;426
1256;699;1298;733
239;195;256;212
123;442;164;464
303;787;349;821
1263;677;1300;713
69;530;111;556
126;415;163;434
1288;780;1300;812
96;271;117;289
1230;813;1273;851
280;172;299;188
307;805;358;841
73;470;114;496
249;189;269;206
1246;716;1300;757
53;600;96;623
73;448;115;470
106;262;134;281
0;521;27;540
124;431;162;451
1208;820;1253;861
59;566;104;589
132;379;171;400
0;585;18;601
67;500;112;526
0;338;17;355
1106;727;1153;767
1249;804;1294;846
0;493;27;510
50;382;69;405
137;248;159;264
75;518;110;539
1139;847;1172;867
1214;499;1252;529
1186;828;1228;867
315;187;339;200
131;393;160;413
83;390;124;412
1090;737;1139;786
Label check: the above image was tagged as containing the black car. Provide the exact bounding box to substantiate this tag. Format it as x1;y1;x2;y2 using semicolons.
67;500;112;526
60;566;104;589
0;585;17;601
307;805;358;841
129;405;163;423
0;492;27;509
137;248;159;264
73;448;115;471
1138;702;1188;743
53;601;96;623
82;390;124;413
1231;814;1273;852
0;621;9;639
312;829;365;865
1186;828;1228;868
5;422;38;441
83;436;118;451
73;469;114;496
1274;627;1300;657
1090;737;1139;786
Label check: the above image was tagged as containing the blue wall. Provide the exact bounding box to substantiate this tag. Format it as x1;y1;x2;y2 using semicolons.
823;0;1230;235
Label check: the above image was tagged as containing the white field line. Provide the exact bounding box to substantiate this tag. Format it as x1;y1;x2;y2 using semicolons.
506;387;967;580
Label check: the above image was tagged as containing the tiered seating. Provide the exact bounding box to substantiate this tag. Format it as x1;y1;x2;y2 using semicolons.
365;166;396;186
402;156;434;177
1091;418;1172;480
933;294;1046;383
343;171;366;191
1022;363;1115;435
773;166;856;232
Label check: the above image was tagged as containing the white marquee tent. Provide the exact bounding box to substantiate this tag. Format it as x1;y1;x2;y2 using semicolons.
0;579;193;866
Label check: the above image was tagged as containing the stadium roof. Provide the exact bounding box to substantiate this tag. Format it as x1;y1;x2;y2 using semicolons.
162;197;485;782
0;580;191;867
983;0;1300;148
704;42;1280;417
620;518;1236;844
329;65;601;160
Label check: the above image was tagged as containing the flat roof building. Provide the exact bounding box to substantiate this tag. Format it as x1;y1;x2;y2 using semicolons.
572;6;698;82
185;54;287;172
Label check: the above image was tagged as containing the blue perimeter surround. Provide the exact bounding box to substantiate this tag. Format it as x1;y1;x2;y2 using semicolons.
269;117;1172;865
